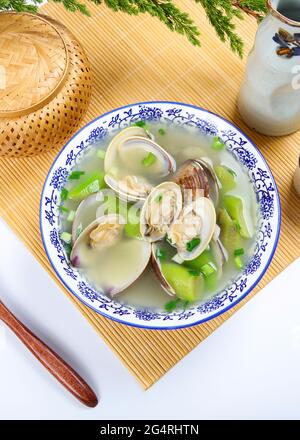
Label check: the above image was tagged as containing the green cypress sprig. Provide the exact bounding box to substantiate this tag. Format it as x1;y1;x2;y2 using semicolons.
1;0;268;56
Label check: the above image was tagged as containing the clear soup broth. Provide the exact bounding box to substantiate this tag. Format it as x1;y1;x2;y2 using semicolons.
60;122;258;311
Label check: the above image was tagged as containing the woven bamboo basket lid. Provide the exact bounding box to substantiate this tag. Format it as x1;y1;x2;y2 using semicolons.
0;12;92;157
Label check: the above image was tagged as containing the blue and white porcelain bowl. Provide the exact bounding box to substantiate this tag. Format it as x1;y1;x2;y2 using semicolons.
40;102;281;330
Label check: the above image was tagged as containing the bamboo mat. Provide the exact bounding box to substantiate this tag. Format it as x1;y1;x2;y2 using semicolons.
0;1;299;389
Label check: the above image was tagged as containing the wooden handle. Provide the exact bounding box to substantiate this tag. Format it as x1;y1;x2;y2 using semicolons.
0;301;98;407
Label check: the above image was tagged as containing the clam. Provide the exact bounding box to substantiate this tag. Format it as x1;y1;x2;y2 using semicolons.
105;173;152;203
70;213;151;297
140;182;182;242
197;158;220;206
71;192;105;243
167;197;216;262
71;190;129;243
151;243;176;297
173;159;220;206
104;126;176;202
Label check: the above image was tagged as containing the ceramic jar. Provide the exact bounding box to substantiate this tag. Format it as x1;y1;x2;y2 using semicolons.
238;0;300;136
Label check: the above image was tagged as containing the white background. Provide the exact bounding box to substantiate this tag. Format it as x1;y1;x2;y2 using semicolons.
0;217;300;420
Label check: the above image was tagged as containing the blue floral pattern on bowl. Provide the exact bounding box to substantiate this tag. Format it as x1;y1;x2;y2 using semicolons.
40;102;281;330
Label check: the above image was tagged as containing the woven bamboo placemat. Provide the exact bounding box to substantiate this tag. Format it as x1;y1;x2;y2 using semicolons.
0;2;299;389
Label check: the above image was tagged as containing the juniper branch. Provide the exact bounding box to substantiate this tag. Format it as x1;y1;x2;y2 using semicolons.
0;0;268;56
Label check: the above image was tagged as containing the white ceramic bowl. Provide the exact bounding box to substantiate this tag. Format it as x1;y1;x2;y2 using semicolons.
40;102;281;330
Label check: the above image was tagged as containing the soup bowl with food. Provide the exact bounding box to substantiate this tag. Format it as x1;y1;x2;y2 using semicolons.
40;102;281;330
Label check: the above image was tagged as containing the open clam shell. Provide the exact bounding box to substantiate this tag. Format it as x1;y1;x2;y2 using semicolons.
151;243;176;297
173;158;220;206
173;159;209;203
104;126;150;175
71;192;105;243
196;158;220;206
70;213;151;297
140;181;183;242
71;190;129;243
104;126;177;202
168;197;216;262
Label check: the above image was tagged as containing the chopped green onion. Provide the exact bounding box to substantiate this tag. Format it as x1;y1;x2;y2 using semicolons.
234;255;244;269
60;232;72;244
234;248;245;257
68;171;85;180
67;210;76;222
200;263;217;277
234;220;242;232
142;152;157;167
164;298;181;313
155;193;163;203
61;188;69;201
212;136;225;151
186;237;201;252
97;149;106;160
133;120;146;128
188;269;201;277
59;205;69;213
158;128;166;135
156;248;166;260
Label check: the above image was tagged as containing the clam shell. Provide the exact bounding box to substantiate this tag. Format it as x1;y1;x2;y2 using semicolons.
104;126;177;202
173;159;209;202
151;243;176;297
71;191;106;243
70;213;151;297
104;174;152;203
104;126;150;172
173;158;220;206
169;197;216;262
140;181;183;242
196;158;220;206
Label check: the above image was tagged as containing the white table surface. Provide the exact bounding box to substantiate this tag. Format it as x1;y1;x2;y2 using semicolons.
0;217;299;421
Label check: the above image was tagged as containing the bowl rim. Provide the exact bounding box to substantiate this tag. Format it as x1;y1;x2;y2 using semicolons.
40;101;281;330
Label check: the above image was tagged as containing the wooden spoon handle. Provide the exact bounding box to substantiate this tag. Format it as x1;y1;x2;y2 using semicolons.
0;301;98;407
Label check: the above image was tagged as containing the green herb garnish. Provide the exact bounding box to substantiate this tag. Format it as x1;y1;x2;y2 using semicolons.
142;152;157;167
212;136;225;151
158;128;166;135
59;205;69;213
61;188;69;201
67;210;76;222
60;231;72;244
200;263;216;278
234;256;244;269
68;171;85;180
186;237;201;252
164;298;181;313
234;248;245;257
234;220;242;232
156;248;166;260
134;120;146;128
188;269;201;277
97;150;106;160
155;193;163;203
